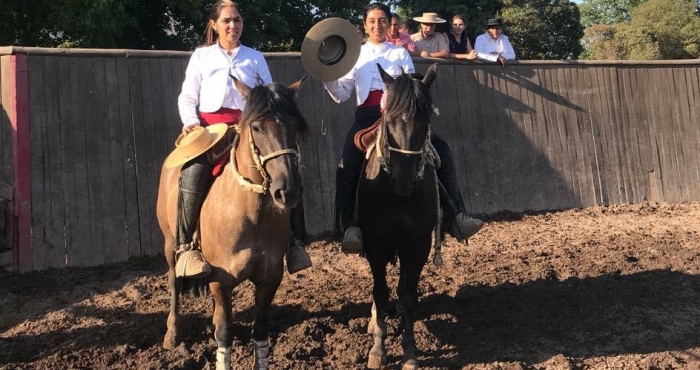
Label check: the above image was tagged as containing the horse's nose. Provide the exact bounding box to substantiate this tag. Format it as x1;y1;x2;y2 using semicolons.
272;186;302;209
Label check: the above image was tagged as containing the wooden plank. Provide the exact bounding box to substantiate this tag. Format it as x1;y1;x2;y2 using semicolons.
608;66;633;203
0;57;12;187
453;65;483;213
644;67;665;202
128;58;150;257
550;66;580;209
101;57;129;264
117;58;141;258
27;56;50;270
623;67;651;202
672;67;699;199
42;56;67;269
473;67;502;213
618;66;646;203
56;57;79;268
285;59;327;237
686;67;700;199
594;66;620;205
656;67;681;202
567;65;596;208
78;57;106;267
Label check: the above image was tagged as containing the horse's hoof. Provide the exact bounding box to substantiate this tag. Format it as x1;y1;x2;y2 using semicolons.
401;358;418;370
367;353;387;369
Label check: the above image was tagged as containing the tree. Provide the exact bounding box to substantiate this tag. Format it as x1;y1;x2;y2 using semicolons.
583;0;700;60
500;0;584;59
579;0;648;27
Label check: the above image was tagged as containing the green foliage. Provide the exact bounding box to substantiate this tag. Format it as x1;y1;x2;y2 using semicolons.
501;0;584;59
0;0;366;51
579;0;648;27
583;0;700;59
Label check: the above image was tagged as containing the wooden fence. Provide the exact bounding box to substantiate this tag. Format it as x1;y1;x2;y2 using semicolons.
1;46;699;271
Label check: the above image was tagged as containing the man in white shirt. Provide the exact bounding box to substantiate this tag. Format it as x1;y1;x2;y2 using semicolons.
474;18;516;67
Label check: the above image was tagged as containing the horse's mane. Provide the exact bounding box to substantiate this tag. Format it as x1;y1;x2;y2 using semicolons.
383;72;434;121
240;83;308;132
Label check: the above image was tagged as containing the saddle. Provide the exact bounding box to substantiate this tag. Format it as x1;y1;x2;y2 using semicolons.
353;118;382;153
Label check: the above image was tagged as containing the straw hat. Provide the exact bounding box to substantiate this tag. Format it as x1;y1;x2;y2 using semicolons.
301;17;362;82
164;124;229;169
412;13;446;24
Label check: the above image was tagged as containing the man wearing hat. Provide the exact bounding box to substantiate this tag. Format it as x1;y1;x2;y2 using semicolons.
474;18;516;67
410;12;449;58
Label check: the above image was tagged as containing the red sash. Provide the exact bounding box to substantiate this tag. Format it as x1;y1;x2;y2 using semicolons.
199;108;242;176
360;90;383;107
199;108;242;127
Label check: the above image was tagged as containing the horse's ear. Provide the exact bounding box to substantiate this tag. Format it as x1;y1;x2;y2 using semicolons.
422;63;438;88
231;75;252;99
377;63;394;86
288;76;307;96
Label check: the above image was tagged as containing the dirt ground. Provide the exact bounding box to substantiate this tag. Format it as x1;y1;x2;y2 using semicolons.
1;202;699;370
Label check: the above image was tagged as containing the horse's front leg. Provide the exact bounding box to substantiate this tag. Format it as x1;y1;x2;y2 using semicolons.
397;251;428;370
211;280;234;370
252;266;284;370
163;243;181;349
367;261;389;369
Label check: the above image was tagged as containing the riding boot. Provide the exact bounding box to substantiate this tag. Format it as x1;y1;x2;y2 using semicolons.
175;156;213;278
337;164;363;254
433;136;484;242
287;202;312;274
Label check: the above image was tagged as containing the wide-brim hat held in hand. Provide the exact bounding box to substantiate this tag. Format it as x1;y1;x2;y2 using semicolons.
164;124;229;169
412;13;446;24
486;18;503;27
301;17;362;82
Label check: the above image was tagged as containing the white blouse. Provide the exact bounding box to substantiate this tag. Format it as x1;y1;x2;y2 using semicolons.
178;43;273;126
323;41;414;106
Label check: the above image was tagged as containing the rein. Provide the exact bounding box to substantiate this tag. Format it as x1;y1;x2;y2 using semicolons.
229;127;299;194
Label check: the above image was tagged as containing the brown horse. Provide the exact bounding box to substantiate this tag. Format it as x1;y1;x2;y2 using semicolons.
157;77;307;370
360;63;439;370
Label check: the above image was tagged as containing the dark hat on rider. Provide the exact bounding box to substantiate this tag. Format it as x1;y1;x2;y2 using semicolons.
301;18;362;82
486;18;503;27
164;124;229;169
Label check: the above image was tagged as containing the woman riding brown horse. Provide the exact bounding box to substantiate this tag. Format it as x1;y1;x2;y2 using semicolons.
157;77;307;370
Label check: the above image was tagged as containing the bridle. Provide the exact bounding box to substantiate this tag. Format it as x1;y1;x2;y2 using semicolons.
229;124;299;194
375;116;432;180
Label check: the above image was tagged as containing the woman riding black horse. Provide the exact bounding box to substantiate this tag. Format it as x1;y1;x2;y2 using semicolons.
322;2;484;253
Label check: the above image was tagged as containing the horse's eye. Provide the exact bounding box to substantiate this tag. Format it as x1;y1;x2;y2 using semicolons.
251;123;262;133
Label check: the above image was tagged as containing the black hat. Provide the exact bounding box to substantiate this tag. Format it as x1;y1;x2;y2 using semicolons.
486;18;503;27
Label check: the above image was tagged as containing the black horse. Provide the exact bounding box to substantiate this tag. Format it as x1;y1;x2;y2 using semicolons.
359;63;440;370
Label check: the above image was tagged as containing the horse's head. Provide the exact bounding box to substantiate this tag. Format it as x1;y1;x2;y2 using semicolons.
233;77;307;210
377;63;438;196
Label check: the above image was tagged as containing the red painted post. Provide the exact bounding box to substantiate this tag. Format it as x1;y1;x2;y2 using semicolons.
11;54;32;272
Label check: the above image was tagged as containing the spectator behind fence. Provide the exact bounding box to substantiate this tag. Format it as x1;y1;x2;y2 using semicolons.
399;19;412;35
410;12;449;58
447;14;477;60
474;17;515;67
387;13;417;55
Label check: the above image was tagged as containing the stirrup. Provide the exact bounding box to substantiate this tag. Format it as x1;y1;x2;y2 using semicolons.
341;226;363;254
175;245;212;278
287;240;312;274
452;214;484;242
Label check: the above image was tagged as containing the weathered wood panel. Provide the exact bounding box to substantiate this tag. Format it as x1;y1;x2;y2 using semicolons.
2;47;700;270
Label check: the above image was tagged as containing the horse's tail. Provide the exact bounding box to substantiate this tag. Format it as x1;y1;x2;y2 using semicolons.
176;276;210;298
